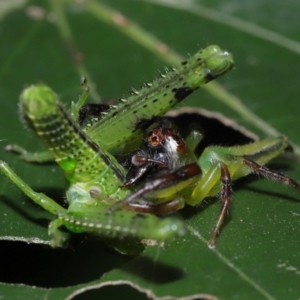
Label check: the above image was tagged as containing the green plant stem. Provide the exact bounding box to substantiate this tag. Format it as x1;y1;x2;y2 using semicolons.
49;0;101;102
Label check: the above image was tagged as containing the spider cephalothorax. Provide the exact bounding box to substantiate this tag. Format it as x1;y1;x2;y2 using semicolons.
121;123;193;187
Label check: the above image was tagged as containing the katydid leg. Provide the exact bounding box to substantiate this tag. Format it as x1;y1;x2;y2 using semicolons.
0;160;66;215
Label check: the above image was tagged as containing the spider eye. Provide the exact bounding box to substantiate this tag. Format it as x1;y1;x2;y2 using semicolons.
152;138;158;146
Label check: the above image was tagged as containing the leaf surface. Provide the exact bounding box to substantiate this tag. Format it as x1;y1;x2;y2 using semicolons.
0;1;299;299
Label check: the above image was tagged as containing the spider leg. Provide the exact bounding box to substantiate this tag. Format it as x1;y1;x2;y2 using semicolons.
209;163;232;249
122;197;185;215
243;157;300;192
121;155;166;187
208;156;300;248
121;164;150;187
111;163;201;213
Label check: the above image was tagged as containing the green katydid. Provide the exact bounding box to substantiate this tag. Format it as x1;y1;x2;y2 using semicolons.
2;44;298;251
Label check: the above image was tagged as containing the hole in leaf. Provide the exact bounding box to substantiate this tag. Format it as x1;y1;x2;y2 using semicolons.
0;239;130;288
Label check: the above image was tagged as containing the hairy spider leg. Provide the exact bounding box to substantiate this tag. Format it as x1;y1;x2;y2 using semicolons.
187;136;300;248
243;157;300;192
111;163;201;215
207;157;300;248
121;152;167;188
208;163;232;248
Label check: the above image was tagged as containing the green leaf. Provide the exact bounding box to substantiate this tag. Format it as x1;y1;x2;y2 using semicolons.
0;0;300;299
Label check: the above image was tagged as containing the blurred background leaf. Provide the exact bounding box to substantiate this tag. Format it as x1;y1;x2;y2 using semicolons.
0;0;300;299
